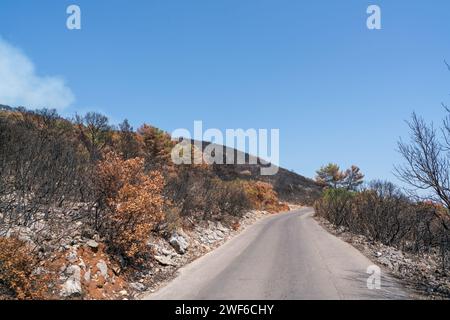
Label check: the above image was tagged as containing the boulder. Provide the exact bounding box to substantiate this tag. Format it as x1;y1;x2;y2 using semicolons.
61;265;82;297
169;233;189;254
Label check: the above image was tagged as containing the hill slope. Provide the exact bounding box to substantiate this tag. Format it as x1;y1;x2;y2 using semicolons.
191;141;323;204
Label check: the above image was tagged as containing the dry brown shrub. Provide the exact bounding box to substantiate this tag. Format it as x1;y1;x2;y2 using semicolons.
231;221;241;231
96;152;165;265
0;237;51;300
243;181;289;213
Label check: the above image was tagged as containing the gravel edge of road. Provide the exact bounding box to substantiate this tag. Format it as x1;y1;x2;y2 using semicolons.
314;215;449;300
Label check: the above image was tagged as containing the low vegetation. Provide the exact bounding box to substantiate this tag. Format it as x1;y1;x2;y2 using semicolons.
0;237;51;299
315;182;449;270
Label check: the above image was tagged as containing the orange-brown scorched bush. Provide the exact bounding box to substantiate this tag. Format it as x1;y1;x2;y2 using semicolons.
96;152;165;265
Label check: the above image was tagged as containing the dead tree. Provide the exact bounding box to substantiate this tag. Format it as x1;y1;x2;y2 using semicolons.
396;113;450;229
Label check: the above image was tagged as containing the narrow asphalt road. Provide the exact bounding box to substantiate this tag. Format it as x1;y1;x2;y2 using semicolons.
144;208;410;300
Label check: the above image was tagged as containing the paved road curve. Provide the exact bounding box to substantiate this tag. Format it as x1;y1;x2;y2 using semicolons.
144;208;410;300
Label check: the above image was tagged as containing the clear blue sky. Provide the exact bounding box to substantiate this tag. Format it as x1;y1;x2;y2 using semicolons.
1;0;449;183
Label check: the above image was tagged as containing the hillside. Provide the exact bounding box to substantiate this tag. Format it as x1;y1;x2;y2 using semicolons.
182;141;322;205
0;105;321;300
210;148;322;204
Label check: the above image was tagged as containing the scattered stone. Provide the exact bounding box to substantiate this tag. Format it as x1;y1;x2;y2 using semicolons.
161;248;175;256
129;282;146;292
169;233;189;254
6;226;33;244
378;256;393;269
32;266;46;276
67;250;78;263
96;260;108;278
84;269;91;282
239;170;252;176
119;290;128;296
78;259;86;269
86;239;99;250
216;223;228;233
112;265;122;276
154;255;177;266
